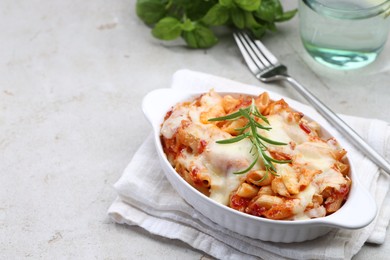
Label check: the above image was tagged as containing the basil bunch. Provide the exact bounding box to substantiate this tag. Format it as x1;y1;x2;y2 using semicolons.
136;0;297;48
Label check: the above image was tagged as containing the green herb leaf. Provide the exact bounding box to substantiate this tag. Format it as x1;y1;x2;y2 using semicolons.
152;17;182;40
275;9;298;22
185;1;218;21
257;134;287;145
263;153;290;164
219;0;234;7
254;0;281;22
234;0;261;12
233;155;259;174
244;11;261;28
202;4;230;26
216;133;250;144
181;19;195;32
253;120;271;130
182;24;218;48
235;123;251;133
136;0;166;25
135;0;297;48
230;7;246;29
208;109;244;121
250;26;266;38
266;22;277;32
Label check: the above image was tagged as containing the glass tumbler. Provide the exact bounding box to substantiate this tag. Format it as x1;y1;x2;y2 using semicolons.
299;0;390;70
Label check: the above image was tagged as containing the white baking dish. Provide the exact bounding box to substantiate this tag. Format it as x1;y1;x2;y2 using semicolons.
142;88;377;243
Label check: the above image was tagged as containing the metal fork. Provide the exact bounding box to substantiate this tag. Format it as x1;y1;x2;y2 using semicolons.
233;31;390;175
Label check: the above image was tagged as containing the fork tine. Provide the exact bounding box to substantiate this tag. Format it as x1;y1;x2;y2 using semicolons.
248;34;280;66
233;31;281;78
233;32;264;74
234;32;280;71
240;32;273;68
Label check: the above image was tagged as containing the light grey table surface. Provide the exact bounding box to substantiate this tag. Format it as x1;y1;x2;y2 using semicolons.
1;0;389;259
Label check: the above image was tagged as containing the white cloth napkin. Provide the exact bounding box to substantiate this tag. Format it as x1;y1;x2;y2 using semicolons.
108;70;390;260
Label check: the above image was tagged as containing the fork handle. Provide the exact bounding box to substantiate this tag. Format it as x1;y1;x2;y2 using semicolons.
284;76;390;175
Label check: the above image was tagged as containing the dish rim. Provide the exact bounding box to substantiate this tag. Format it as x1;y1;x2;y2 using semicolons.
142;87;377;229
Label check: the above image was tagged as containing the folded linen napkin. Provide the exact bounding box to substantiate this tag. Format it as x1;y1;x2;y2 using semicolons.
108;70;390;260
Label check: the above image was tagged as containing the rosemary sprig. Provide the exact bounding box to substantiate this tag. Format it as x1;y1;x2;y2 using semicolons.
208;99;291;176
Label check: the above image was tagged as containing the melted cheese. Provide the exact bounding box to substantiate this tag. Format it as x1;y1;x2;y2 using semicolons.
205;140;258;204
260;112;310;145
314;168;347;192
293;184;317;220
161;106;190;139
177;138;258;205
160;91;349;219
294;142;337;172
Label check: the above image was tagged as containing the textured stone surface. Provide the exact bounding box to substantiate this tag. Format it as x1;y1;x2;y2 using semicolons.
0;0;389;259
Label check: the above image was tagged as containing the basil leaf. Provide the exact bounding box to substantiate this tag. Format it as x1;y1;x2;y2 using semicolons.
275;9;298;22
267;0;283;15
135;0;297;48
136;0;166;25
152;17;182;40
185;0;218;20
219;0;234;7
234;0;261;12
230;7;245;29
202;3;230;26
254;0;283;22
250;26;266;38
244;11;260;28
182;24;218;48
267;22;277;32
181;19;195;32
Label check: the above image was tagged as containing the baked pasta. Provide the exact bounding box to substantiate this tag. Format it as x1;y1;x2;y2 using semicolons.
160;90;351;220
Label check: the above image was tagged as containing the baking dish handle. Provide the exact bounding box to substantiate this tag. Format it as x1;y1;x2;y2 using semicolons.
323;180;377;229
